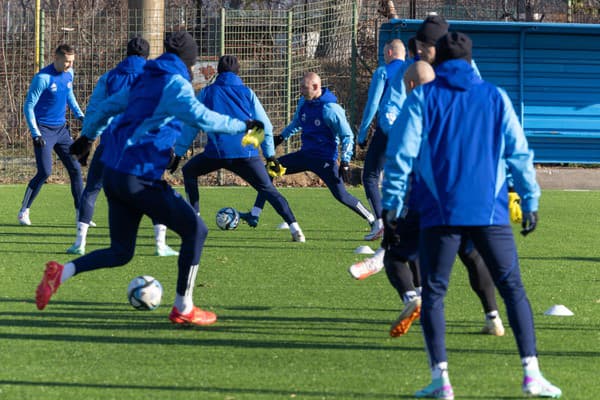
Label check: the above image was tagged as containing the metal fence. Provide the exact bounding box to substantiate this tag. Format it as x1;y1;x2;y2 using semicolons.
1;0;599;183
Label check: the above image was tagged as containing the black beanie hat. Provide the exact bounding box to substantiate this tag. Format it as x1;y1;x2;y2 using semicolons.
416;15;449;46
127;36;150;58
164;31;198;67
435;32;473;65
217;55;240;74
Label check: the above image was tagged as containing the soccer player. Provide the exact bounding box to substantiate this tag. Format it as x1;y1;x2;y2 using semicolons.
356;39;406;241
66;37;178;257
241;72;376;235
19;44;85;226
35;31;265;327
382;32;561;398
175;55;305;242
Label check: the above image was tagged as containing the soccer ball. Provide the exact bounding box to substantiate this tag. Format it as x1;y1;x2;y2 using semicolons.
127;275;163;311
216;207;240;230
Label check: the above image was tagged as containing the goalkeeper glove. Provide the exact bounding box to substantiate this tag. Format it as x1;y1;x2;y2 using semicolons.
273;135;285;148
339;161;351;183
33;136;46;148
242;127;265;149
245;119;264;131
521;211;538;236
69;136;93;165
381;209;401;250
508;190;522;223
266;156;286;177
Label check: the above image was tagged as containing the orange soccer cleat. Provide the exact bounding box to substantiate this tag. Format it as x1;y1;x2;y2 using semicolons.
169;306;217;326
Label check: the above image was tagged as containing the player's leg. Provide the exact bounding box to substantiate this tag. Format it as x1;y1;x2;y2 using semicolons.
19;126;58;225
137;177;214;326
67;144;106;255
458;237;505;336
181;153;220;213
242;152;305;226
468;225;561;398
361;127;387;240
415;226;461;399
231;157;305;241
312;158;375;227
54;123;83;213
36;168;144;310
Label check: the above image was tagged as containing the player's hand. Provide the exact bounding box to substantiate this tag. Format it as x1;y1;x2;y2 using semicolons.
242;127;265;149
273;135;285;148
266;156;286;177
167;154;182;174
33;136;46;148
508;190;522;223
69;136;93;164
381;209;401;250
339;161;351;183
245;119;264;131
520;211;538;236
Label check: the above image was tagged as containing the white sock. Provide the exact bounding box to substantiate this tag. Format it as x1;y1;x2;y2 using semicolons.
61;262;76;284
74;222;89;247
416;286;422;296
402;290;419;304
522;356;540;374
289;222;301;234
251;207;263;217
486;310;499;320
154;224;167;247
431;361;449;380
173;264;198;314
20;207;30;215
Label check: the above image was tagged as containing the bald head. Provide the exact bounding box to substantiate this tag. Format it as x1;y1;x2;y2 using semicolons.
301;72;322;100
403;61;435;94
383;38;406;64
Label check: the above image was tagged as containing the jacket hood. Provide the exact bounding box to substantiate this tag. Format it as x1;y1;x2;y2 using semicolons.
115;55;147;74
215;71;244;86
435;59;481;91
144;53;191;81
306;87;337;104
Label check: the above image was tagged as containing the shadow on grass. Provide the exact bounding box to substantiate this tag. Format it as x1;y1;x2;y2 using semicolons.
0;380;418;399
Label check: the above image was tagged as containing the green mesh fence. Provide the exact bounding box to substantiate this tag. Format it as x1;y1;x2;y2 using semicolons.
1;0;599;183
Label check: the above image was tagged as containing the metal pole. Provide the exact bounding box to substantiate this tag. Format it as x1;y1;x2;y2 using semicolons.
286;10;293;125
350;0;358;129
35;0;40;70
39;10;44;69
128;0;164;58
220;7;225;56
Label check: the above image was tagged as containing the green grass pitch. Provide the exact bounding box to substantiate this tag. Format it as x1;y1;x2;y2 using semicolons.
0;184;598;399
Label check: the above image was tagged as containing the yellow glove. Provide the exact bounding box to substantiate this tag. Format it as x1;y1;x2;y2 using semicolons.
266;158;286;178
241;127;265;149
508;191;522;223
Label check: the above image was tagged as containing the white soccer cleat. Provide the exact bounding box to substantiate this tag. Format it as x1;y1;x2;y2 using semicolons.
364;218;384;241
155;244;179;257
18;210;31;226
481;316;505;336
348;248;385;280
522;372;562;398
291;230;306;243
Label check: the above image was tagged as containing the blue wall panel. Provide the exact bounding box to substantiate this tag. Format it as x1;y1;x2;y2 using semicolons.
379;20;600;163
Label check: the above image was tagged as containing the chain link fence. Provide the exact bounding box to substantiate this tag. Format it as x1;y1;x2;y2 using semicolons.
1;0;599;183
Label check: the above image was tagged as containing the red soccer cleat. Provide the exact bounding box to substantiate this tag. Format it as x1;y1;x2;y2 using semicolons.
169;306;217;326
35;261;64;310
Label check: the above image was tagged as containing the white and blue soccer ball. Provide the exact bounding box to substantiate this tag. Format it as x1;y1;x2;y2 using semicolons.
127;275;163;311
216;207;240;230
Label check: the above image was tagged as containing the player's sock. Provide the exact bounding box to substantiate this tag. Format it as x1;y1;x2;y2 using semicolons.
74;222;89;247
522;356;540;374
154;224;167;247
431;361;449;379
486;310;499;320
250;207;263;217
174;294;193;314
402;290;419;305
289;222;301;234
60;262;76;284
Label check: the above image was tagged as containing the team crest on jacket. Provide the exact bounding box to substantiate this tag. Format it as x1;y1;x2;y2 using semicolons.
314;119;321;126
301;113;306;122
50;83;58;92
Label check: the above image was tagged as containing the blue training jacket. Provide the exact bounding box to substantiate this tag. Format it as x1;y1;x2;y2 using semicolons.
381;59;540;228
87;55;147;148
175;71;274;158
280;88;354;162
357;58;405;144
81;52;247;181
23;65;84;137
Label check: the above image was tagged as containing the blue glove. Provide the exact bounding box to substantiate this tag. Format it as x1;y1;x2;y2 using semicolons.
521;211;538;236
